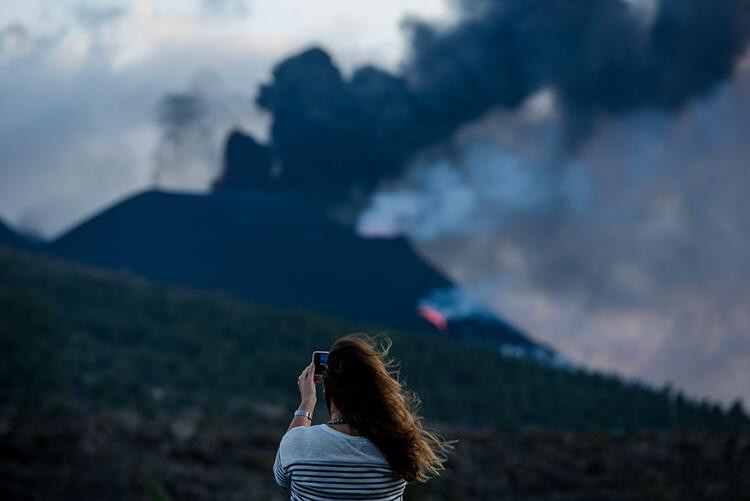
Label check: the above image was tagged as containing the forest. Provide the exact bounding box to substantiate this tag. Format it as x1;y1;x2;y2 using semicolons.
1;246;746;432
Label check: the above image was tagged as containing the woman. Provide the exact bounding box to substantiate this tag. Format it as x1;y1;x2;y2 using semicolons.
273;334;452;500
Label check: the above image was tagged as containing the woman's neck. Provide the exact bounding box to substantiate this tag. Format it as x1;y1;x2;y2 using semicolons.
329;409;361;436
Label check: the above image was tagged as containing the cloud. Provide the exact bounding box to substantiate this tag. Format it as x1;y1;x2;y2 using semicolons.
200;0;248;18
0;0;451;237
73;3;128;30
0;2;272;237
0;22;28;54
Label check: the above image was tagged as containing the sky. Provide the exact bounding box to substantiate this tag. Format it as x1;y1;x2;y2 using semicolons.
1;0;749;408
0;0;450;237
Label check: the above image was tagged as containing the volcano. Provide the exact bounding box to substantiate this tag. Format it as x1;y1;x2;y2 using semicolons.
43;189;551;356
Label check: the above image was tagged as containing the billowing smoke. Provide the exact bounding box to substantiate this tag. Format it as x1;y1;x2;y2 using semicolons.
251;0;750;201
254;48;414;199
404;0;750;151
354;0;750;405
359;62;750;405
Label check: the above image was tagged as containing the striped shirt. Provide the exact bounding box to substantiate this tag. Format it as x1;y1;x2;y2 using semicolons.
273;424;407;500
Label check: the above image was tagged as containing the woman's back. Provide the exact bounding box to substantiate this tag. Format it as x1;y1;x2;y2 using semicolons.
274;424;407;500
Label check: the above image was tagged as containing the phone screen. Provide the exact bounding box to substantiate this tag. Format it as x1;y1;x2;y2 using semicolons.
313;351;329;375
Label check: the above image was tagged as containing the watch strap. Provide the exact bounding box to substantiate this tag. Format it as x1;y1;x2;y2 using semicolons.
294;409;313;421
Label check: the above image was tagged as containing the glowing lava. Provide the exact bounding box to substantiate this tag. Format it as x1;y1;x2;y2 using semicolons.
418;305;447;331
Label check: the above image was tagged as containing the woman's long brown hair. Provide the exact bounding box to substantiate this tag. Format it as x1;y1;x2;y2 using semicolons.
322;334;453;482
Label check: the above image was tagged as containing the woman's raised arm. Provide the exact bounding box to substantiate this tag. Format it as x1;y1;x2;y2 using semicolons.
285;362;317;432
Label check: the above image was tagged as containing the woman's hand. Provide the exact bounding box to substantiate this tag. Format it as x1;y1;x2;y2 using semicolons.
297;362;317;412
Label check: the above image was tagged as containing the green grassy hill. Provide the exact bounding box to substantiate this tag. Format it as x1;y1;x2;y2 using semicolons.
0;246;746;431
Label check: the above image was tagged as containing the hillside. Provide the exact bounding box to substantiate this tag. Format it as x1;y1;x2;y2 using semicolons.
1;246;746;431
44;189;543;355
2;407;748;501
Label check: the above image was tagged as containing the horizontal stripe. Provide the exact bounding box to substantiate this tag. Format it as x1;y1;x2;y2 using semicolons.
285;463;391;473
284;459;406;500
288;461;392;467
284;466;395;477
289;467;394;475
274;427;407;500
294;470;399;480
291;480;404;492
292;483;406;500
291;477;404;486
292;481;406;494
292;485;406;500
292;477;403;485
291;484;405;493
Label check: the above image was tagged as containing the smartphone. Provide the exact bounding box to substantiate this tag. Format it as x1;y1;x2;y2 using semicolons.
313;351;329;375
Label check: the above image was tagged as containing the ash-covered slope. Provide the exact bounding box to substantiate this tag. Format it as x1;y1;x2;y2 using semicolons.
47;189;548;354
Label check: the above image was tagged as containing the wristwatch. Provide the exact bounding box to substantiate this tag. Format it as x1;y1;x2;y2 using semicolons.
294;409;313;421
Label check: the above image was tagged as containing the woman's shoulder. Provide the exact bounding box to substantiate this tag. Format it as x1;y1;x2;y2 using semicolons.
278;425;335;460
280;425;394;473
283;424;367;440
283;424;325;437
280;424;327;446
280;425;383;459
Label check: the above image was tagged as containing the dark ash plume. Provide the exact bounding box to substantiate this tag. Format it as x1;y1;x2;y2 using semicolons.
255;48;413;199
403;0;750;150
250;0;750;199
212;130;273;191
